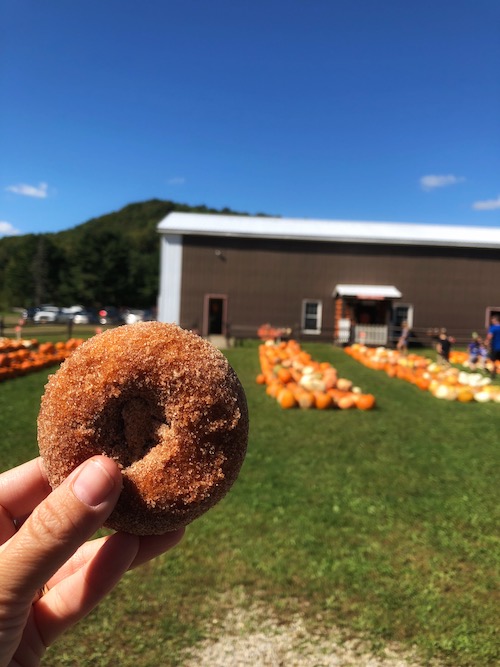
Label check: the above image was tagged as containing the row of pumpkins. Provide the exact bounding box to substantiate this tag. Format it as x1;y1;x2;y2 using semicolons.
345;344;500;403
0;337;84;382
257;339;376;410
448;349;500;374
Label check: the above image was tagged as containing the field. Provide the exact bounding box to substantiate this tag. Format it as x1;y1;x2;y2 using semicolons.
0;339;498;666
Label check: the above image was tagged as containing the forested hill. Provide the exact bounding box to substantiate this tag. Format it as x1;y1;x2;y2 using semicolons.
0;199;249;310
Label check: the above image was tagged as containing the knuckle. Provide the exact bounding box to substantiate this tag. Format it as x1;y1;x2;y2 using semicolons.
26;494;81;548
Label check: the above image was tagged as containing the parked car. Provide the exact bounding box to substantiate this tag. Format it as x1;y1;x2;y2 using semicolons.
72;310;96;325
59;305;85;321
97;307;123;325
123;309;146;325
33;305;60;323
22;306;40;321
56;310;76;324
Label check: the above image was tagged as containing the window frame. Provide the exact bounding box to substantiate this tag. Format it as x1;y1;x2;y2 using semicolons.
393;303;414;329
302;299;323;335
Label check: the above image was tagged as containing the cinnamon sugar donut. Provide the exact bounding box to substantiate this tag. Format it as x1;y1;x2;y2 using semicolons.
37;322;248;535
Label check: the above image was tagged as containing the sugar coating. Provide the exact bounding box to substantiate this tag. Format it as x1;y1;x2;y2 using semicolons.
37;322;249;535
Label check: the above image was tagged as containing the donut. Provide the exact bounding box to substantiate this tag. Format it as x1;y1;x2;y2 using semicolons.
37;322;248;535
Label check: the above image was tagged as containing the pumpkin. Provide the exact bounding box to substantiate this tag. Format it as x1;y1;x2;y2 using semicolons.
474;391;491;403
336;378;353;392
313;391;333;410
433;384;457;400
299;374;326;393
296;390;314;409
277;367;293;384
277;388;297;409
356;393;376;410
266;381;282;397
457;388;474;403
337;394;356;410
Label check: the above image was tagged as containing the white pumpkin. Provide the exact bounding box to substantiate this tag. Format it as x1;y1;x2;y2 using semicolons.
299;374;326;392
474;391;491;403
433;384;457;400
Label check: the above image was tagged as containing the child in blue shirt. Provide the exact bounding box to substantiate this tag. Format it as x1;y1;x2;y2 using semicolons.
468;333;487;370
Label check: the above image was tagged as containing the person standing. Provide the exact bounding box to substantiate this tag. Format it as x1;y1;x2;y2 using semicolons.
436;328;453;365
486;314;500;378
396;320;410;354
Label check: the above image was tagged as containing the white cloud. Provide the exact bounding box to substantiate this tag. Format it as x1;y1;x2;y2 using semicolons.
167;177;186;186
0;221;21;237
5;182;48;198
420;174;465;191
472;196;500;211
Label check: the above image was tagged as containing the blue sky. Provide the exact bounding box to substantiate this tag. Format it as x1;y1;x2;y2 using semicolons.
1;0;499;237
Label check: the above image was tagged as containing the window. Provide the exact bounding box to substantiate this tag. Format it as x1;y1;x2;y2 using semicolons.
302;299;322;334
485;306;500;328
393;304;413;328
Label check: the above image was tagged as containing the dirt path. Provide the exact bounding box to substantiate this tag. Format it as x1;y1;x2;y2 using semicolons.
181;603;440;667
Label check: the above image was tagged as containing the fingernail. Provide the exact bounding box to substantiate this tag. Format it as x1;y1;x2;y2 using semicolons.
72;458;117;507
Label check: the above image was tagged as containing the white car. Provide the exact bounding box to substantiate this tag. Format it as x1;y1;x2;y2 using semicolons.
61;305;85;316
123;309;145;324
33;306;60;323
72;311;91;324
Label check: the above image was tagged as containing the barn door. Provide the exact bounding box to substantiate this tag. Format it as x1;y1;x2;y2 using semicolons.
203;294;227;336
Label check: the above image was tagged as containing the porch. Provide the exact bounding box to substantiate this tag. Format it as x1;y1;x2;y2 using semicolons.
333;284;403;346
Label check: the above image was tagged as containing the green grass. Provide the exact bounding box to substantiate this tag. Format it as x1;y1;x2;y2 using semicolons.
1;342;499;666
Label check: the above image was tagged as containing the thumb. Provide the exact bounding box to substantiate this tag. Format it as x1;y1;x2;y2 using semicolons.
0;456;123;605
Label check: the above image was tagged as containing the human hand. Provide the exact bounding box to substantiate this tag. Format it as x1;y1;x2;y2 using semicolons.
0;456;184;666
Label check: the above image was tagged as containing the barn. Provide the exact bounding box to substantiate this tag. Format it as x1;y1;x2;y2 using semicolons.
157;212;500;347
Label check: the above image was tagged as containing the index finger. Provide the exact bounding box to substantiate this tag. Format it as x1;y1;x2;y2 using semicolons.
0;457;52;520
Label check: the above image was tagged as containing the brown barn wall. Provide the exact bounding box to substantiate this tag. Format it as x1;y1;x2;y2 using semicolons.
179;235;500;341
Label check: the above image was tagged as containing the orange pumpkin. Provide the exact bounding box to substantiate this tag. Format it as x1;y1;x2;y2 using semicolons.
277;367;292;384
277;388;297;409
416;377;430;391
356;393;376;410
266;381;280;397
337;394;356;410
457;388;474;403
313;391;333;410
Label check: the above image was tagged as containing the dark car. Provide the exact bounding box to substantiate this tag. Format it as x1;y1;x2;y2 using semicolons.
97;306;123;325
22;306;40;321
56;310;76;324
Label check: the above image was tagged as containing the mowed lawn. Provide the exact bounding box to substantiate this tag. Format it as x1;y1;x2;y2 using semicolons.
0;341;498;666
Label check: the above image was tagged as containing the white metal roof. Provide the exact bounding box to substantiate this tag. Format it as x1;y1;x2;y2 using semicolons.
157;212;500;249
334;284;402;299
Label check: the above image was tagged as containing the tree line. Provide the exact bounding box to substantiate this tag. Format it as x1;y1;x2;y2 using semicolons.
0;199;248;311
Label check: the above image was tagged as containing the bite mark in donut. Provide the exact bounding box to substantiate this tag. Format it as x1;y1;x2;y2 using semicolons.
37;322;249;535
